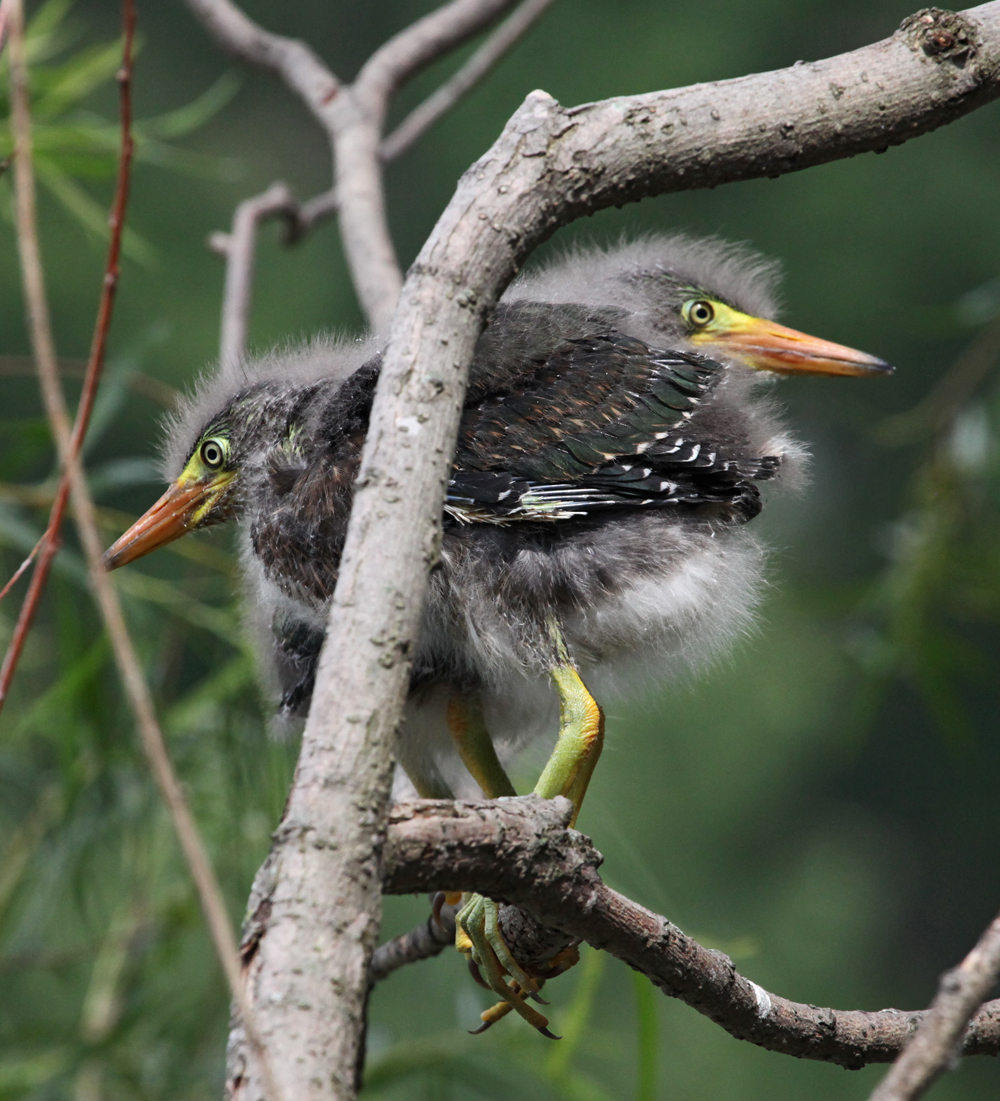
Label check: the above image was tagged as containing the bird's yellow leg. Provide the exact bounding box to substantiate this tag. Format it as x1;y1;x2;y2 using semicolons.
446;693;517;798
448;694;560;1032
455;628;602;1035
534;661;605;827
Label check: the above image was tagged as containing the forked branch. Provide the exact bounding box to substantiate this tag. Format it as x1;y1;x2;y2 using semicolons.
187;0;526;330
381;0;558;161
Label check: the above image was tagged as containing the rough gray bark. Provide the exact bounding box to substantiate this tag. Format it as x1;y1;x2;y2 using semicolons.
380;798;1000;1069
225;7;1000;1100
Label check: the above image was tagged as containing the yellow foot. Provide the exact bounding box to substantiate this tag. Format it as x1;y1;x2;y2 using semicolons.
455;892;578;1038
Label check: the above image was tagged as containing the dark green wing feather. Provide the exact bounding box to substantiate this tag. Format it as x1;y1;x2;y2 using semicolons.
449;302;776;523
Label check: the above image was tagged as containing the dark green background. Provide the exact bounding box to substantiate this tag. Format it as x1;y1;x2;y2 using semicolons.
2;2;1000;1098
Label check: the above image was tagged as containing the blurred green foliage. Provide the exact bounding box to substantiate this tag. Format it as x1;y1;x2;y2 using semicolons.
1;1;1000;1098
0;0;239;263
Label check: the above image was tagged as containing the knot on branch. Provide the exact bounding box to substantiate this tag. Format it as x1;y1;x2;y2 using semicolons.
901;8;980;64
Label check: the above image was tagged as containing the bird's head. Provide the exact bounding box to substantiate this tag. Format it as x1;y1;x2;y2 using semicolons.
102;394;265;570
652;283;892;378
513;234;893;379
103;335;378;572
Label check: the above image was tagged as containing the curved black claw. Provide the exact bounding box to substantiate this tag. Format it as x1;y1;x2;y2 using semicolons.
467;957;493;992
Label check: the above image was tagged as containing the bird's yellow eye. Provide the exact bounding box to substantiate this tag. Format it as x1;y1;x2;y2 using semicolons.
199;438;227;469
684;300;715;328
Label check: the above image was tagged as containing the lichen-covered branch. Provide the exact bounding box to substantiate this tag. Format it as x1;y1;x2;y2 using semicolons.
225;6;1000;1100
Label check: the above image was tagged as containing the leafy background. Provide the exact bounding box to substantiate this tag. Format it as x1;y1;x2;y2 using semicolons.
1;1;1000;1098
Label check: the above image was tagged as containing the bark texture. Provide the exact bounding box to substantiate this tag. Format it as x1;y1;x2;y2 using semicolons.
381;798;1000;1070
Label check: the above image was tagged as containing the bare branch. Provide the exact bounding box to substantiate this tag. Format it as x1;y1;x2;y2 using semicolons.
187;0;537;330
209;183;295;366
382;0;558;163
207;182;343;364
868;910;1000;1100
227;6;1000;1098
4;5;281;1099
353;0;519;120
380;798;1000;1068
369;898;459;985
183;0;401;327
295;186;340;236
182;0;341;126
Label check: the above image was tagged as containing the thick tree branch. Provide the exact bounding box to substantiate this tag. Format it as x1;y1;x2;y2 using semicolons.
381;0;558;162
378;798;1000;1069
226;7;1000;1099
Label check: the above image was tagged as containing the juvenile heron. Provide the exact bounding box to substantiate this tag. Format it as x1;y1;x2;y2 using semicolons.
104;236;891;1032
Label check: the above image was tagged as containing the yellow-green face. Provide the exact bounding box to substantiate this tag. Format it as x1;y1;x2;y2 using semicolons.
679;296;891;377
102;434;236;570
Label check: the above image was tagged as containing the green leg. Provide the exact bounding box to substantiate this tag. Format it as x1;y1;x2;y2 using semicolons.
446;692;517;798
534;639;605;828
456;623;603;1033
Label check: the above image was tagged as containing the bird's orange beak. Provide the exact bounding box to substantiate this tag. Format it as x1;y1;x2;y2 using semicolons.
698;313;892;377
103;475;231;570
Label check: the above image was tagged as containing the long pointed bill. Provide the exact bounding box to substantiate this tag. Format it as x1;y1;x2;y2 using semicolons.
702;316;893;377
103;479;218;570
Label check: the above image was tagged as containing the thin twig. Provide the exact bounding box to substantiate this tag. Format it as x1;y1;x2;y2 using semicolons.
2;6;282;1101
868;909;1000;1100
205;182;339;366
0;550;38;603
368;899;459;986
353;0;517;118
382;0;557;162
208;182;295;366
295;186;339;232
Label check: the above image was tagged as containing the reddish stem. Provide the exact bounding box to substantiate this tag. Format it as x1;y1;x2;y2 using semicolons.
0;0;137;708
